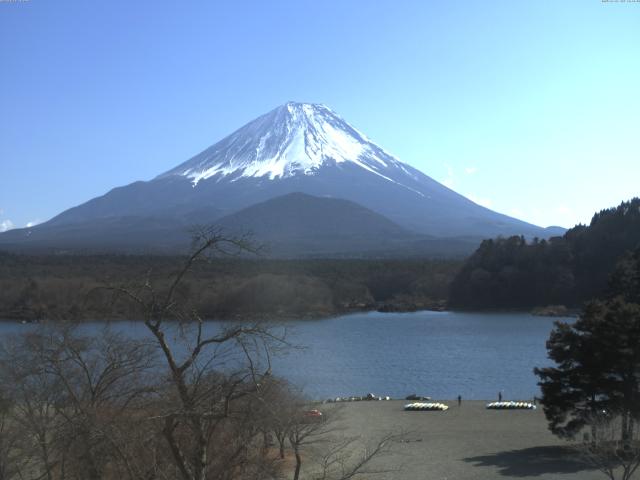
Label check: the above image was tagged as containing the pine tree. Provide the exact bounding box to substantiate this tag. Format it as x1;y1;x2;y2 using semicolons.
535;249;640;442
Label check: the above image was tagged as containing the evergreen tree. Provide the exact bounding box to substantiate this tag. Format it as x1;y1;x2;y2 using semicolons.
450;198;640;309
535;250;640;442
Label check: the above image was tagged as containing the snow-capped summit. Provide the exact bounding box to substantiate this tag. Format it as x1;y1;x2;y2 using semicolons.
159;102;419;192
0;102;562;254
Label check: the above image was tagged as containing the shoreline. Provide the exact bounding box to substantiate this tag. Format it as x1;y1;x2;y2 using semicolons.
0;305;577;324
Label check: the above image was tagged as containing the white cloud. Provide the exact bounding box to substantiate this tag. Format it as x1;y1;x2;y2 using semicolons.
467;194;493;209
0;219;14;232
441;164;455;189
509;207;525;218
464;167;478;175
555;204;572;216
25;220;41;228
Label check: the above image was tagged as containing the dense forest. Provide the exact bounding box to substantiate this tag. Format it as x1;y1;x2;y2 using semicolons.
5;198;638;319
449;198;640;309
0;253;460;321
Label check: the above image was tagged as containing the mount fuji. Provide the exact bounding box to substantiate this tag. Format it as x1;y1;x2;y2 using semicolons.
0;102;563;256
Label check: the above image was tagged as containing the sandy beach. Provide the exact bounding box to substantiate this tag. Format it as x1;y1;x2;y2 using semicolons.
327;400;606;480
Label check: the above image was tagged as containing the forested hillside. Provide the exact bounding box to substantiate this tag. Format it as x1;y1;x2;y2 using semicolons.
449;198;640;309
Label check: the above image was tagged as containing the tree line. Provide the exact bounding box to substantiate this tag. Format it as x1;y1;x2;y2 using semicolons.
450;198;640;309
0;252;460;322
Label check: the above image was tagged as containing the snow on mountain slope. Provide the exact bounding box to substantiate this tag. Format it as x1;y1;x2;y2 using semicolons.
158;102;424;196
2;101;563;253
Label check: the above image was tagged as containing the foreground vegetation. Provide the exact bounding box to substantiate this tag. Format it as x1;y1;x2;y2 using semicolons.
0;231;398;480
535;246;640;480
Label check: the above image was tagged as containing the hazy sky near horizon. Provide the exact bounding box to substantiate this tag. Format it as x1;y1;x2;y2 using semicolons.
1;0;639;231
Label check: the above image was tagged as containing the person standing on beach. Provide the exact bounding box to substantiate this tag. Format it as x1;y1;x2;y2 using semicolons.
457;395;462;406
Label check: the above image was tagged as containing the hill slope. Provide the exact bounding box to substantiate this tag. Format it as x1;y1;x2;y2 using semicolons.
214;192;479;257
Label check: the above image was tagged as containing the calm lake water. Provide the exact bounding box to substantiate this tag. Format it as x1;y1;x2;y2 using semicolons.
0;311;569;401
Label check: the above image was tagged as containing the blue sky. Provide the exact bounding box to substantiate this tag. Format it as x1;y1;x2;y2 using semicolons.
1;0;638;231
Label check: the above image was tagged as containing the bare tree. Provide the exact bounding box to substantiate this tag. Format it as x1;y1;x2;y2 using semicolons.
0;325;162;480
576;411;640;480
0;393;26;480
43;328;158;480
0;330;67;480
106;227;287;480
252;377;298;460
283;397;400;480
311;432;400;480
0;227;400;480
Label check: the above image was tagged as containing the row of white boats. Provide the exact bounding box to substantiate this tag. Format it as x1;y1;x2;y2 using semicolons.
404;402;449;411
404;401;537;411
321;395;537;411
486;401;537;410
325;394;392;403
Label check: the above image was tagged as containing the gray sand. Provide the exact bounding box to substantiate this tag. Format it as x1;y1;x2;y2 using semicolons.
327;400;607;480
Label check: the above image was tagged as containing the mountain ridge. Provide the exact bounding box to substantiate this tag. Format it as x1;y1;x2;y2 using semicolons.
0;192;482;257
0;102;565;255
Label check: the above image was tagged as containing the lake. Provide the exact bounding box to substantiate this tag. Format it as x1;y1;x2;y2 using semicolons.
0;310;568;401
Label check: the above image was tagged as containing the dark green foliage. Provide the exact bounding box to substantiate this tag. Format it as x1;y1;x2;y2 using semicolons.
449;236;575;308
450;198;640;309
535;299;640;439
607;249;640;304
535;249;640;441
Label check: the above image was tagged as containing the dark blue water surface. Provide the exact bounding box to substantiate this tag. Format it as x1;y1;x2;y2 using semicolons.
0;311;569;400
